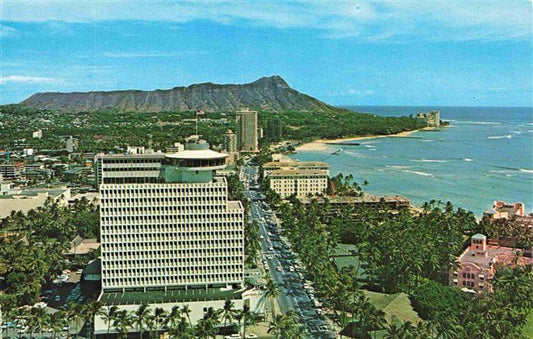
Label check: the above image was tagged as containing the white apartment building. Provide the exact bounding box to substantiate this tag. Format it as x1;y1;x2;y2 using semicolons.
97;141;245;293
268;170;329;198
263;161;330;198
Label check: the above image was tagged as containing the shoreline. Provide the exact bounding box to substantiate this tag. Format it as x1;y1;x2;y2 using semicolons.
295;128;429;152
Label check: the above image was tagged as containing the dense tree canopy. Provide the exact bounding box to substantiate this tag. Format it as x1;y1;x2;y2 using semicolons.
0;104;426;153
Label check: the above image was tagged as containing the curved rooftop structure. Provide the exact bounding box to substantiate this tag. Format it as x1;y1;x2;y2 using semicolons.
163;140;228;182
166;149;228;160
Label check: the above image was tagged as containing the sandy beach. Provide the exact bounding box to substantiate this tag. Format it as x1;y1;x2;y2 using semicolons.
295;129;420;151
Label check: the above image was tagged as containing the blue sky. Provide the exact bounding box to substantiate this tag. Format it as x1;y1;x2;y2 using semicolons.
1;1;532;107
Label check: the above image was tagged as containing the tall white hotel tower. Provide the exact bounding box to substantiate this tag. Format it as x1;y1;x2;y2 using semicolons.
96;139;244;293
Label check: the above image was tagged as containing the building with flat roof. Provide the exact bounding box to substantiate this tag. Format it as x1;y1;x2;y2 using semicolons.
0;187;70;219
68;235;100;256
299;194;410;216
483;200;525;221
0;164;16;180
450;234;532;293
235;109;258;152
98;140;244;293
263;161;329;176
95;139;259;334
263;160;330;198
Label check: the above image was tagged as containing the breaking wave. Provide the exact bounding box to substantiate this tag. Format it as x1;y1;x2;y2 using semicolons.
386;165;412;170
488;135;511;139
402;170;433;177
411;159;447;163
461;121;501;125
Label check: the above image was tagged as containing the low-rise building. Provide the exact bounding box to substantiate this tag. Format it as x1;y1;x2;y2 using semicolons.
482;201;531;251
263;161;330;198
0;187;70;219
0;164;16;180
450;234;532;293
300;194;410;215
268;169;329;198
483;200;525;221
68;235;101;256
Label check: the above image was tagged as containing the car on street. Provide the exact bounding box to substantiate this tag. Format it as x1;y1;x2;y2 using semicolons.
276;266;282;272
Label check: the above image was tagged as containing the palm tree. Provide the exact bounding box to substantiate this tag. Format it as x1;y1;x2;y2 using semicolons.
168;317;194;339
267;314;285;338
27;307;42;339
50;311;66;339
134;303;151;339
221;300;237;327
153;307;168;339
168;305;182;330
181;304;193;330
100;305;118;339
82;301;104;339
34;307;48;338
113;310;133;339
384;321;415;339
264;278;280;321
195;318;215;339
62;301;81;337
268;311;303;339
240;305;259;339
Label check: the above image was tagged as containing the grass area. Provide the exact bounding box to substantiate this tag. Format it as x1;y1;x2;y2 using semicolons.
333;244;358;256
523;311;533;338
363;290;421;325
100;288;242;306
332;256;366;279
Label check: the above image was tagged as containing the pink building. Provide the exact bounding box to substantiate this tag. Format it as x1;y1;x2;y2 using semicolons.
483;201;525;221
483;201;532;252
450;234;532;293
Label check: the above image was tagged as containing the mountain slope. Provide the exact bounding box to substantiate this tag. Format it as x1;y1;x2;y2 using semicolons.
20;76;337;113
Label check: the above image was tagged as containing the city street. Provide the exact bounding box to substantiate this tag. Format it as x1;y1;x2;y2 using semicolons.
242;164;335;339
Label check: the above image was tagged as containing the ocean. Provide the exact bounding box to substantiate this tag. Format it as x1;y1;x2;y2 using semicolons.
290;106;533;216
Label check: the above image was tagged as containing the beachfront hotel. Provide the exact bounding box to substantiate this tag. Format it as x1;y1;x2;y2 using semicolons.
263;160;329;198
94;138;260;333
483;200;525;221
450;234;532;293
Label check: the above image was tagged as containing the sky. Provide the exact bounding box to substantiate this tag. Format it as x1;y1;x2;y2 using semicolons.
1;1;532;107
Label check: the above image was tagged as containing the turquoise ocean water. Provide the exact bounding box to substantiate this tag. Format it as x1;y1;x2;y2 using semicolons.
290;106;533;216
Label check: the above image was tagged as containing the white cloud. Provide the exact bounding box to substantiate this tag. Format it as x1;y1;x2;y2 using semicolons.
1;1;531;41
0;75;64;85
